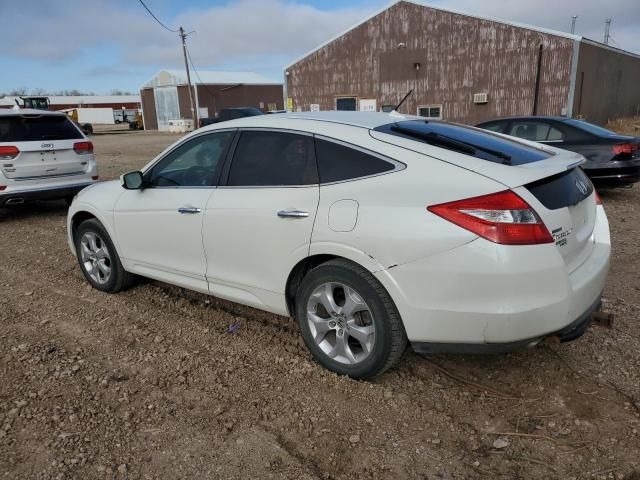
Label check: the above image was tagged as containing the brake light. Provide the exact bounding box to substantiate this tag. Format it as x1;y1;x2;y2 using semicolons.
428;190;553;245
0;186;6;191
0;146;19;159
73;141;93;154
91;176;99;181
594;190;602;205
612;143;638;157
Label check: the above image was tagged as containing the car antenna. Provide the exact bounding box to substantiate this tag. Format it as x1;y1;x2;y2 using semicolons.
393;89;414;113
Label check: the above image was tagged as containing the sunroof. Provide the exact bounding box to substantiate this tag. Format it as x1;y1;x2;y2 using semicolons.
374;120;553;165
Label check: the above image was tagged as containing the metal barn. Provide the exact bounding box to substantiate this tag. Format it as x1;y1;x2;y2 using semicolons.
285;1;640;125
140;70;283;131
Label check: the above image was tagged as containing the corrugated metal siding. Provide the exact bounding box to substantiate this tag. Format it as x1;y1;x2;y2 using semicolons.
177;85;194;119
573;42;640;125
287;1;575;125
140;88;157;131
196;85;284;118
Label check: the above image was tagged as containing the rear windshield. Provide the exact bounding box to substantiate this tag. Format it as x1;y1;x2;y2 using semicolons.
0;115;83;142
562;119;618;137
374;120;552;165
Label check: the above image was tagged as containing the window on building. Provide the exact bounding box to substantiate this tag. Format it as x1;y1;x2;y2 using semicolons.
227;131;317;186
509;122;565;142
336;97;357;111
417;105;442;119
315;139;396;183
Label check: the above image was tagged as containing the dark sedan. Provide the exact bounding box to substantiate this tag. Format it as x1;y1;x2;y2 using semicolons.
476;116;640;185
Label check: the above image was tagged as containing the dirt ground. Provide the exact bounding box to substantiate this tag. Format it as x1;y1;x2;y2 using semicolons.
1;127;639;480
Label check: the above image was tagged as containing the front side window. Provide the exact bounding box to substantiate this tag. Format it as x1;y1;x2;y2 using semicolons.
148;131;233;187
509;122;564;142
418;105;442;119
315;139;395;183
227;131;316;186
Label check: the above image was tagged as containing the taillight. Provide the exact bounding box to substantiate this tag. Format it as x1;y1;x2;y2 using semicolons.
0;186;6;191
73;141;93;154
91;176;99;181
594;190;602;205
0;146;19;159
428;190;553;245
612;143;638;158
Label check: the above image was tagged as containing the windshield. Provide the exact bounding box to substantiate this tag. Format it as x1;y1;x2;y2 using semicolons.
563;119;618;137
374;120;552;165
0;115;83;142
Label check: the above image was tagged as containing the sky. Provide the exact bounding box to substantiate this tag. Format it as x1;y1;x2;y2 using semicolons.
1;0;638;95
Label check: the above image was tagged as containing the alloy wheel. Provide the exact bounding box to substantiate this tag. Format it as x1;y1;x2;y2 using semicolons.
306;282;375;365
79;232;112;285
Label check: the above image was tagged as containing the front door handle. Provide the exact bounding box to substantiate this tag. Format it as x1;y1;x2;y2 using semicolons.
277;209;309;219
178;206;202;214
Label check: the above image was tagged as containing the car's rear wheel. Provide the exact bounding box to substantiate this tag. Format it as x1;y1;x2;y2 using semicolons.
295;259;407;379
74;219;135;293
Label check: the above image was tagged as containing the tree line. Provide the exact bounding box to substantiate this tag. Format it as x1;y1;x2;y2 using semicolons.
1;88;135;97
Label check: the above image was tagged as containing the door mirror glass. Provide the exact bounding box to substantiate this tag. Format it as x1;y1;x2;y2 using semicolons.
122;171;144;190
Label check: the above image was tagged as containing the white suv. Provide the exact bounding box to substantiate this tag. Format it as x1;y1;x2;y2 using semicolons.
0;109;98;206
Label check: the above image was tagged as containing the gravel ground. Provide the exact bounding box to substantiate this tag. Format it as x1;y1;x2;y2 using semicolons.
1;129;639;480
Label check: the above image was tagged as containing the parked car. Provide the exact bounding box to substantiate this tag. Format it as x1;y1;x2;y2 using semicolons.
0;109;98;206
476;116;640;185
198;107;264;128
67;112;610;378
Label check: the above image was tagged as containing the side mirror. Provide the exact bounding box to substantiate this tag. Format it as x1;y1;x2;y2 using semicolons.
121;171;144;190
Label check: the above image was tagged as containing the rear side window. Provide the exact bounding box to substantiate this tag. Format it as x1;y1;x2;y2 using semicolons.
374;120;552;166
0;115;83;142
481;122;507;133
508;122;564;142
227;131;317;186
315;139;395;183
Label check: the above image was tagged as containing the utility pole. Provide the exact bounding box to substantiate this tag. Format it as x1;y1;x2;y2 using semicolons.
570;15;578;34
179;26;197;129
604;18;612;45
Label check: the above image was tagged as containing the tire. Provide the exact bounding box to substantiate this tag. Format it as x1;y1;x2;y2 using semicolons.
74;219;135;293
295;259;407;379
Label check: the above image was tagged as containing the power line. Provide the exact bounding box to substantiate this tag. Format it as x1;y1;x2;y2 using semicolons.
137;0;178;33
185;46;220;107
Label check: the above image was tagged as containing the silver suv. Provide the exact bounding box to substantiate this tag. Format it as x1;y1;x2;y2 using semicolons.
0;109;98;206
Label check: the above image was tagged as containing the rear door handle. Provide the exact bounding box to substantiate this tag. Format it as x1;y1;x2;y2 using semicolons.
277;210;309;219
178;206;202;214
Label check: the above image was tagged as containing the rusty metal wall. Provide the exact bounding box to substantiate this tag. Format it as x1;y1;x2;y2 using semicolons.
177;85;194;119
140;88;157;131
573;42;640;125
286;1;575;125
196;84;284;118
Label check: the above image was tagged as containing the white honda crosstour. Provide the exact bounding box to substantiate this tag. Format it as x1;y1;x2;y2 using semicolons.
67;112;610;378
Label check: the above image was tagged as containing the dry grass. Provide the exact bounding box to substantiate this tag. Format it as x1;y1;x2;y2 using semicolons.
606;116;640;136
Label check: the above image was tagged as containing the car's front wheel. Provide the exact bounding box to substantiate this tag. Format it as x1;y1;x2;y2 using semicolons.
74;218;135;293
295;259;407;379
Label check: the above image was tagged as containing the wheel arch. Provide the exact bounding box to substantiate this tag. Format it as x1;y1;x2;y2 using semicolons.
284;250;385;317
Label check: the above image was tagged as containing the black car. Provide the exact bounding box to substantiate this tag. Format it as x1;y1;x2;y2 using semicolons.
476;116;640;185
198;107;264;128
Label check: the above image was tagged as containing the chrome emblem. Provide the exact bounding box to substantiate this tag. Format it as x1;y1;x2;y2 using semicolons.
575;179;588;195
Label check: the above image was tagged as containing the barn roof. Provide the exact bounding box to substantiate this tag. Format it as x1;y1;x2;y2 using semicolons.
285;0;640;69
143;70;281;88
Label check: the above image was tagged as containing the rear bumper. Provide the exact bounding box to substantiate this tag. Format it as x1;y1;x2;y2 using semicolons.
374;206;611;349
412;295;601;354
0;182;95;205
584;158;640;185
